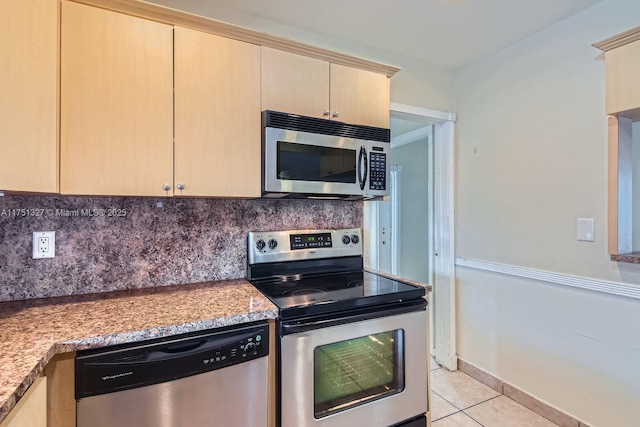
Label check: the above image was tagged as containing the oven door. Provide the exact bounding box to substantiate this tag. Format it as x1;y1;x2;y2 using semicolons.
280;306;428;427
264;127;367;197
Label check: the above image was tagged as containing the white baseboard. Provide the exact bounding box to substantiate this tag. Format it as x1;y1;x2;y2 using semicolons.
457;359;589;427
455;257;640;301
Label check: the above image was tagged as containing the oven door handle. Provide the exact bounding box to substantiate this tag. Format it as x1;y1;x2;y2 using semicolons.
280;298;427;335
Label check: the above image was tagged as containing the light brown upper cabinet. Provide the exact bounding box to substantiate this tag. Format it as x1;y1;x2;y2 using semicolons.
174;27;261;197
261;47;330;120
0;0;58;193
604;38;640;119
262;47;390;128
60;1;174;196
329;63;391;128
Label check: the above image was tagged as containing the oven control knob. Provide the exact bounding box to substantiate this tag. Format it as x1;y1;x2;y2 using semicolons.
342;235;351;245
255;239;266;251
351;235;360;244
268;239;278;250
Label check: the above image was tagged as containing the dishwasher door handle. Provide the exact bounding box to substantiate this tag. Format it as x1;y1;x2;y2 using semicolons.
162;340;207;354
144;337;228;362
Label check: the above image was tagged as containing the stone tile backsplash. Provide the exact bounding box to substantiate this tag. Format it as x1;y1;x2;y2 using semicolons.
0;196;362;301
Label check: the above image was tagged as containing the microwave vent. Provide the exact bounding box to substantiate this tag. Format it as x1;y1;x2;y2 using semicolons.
263;110;390;143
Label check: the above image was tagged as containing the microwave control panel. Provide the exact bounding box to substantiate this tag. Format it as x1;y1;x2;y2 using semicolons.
369;151;387;191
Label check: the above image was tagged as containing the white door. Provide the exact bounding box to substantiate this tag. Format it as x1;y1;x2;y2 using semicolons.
377;192;393;273
364;167;401;275
363;103;457;371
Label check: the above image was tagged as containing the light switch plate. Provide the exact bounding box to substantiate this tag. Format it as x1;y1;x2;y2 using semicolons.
577;218;594;242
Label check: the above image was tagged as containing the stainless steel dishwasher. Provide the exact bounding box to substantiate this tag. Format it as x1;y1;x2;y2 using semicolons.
75;321;269;427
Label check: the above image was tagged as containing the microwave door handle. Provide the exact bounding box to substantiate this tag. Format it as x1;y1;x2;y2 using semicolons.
357;146;364;189
358;146;367;190
363;147;368;190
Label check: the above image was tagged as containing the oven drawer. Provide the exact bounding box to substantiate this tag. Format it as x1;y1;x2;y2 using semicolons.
280;308;428;427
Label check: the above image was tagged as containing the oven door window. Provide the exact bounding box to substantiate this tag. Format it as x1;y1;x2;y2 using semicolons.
277;141;356;183
313;329;405;418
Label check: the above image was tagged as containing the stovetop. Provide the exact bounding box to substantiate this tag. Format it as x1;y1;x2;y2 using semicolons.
246;228;425;319
254;269;421;304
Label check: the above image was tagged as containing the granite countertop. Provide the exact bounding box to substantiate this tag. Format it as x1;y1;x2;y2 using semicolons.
611;253;640;263
0;280;278;422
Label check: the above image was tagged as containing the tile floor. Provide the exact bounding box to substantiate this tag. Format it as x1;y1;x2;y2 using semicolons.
430;357;559;427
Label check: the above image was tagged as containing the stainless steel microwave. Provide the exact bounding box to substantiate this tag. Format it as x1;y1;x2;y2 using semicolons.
262;111;391;200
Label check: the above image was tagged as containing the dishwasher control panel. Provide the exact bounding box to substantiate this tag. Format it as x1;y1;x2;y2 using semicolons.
75;322;269;399
200;329;265;367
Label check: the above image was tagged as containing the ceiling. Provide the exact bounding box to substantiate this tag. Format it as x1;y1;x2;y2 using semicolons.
149;0;602;69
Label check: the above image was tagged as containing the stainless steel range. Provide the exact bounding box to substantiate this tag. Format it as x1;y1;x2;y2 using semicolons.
247;228;429;427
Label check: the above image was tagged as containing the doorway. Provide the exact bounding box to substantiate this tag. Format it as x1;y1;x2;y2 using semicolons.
363;103;457;370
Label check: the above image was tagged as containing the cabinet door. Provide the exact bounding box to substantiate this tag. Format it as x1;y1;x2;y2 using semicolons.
60;2;173;196
0;0;58;193
606;39;640;118
0;377;46;427
330;63;390;128
261;47;330;119
175;27;261;197
44;353;75;427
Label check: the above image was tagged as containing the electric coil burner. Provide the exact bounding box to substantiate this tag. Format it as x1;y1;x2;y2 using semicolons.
247;228;429;427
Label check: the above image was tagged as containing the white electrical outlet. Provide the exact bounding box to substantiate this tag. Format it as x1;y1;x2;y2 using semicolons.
33;231;55;259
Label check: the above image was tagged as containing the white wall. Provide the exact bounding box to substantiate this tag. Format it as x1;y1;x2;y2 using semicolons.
391;139;431;282
148;0;455;112
454;0;640;424
457;268;640;426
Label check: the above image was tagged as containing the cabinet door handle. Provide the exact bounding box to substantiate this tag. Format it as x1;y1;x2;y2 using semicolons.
177;183;185;191
162;183;171;191
332;111;340;118
323;109;330;116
